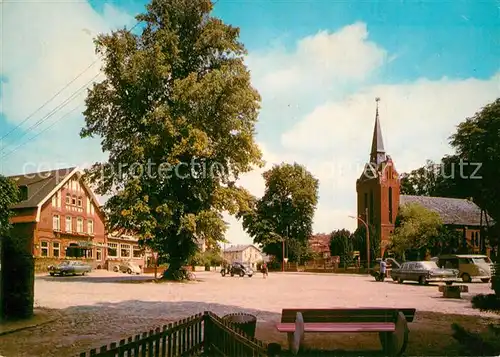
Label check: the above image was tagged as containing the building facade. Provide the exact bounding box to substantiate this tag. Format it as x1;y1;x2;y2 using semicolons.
106;232;146;270
223;244;263;268
8;167;107;268
356;99;492;257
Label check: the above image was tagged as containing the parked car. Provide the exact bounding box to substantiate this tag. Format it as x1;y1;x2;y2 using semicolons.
113;261;142;274
48;261;92;276
221;262;253;277
435;254;491;283
391;260;459;285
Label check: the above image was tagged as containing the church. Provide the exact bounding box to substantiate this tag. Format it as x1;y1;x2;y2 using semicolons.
356;99;490;257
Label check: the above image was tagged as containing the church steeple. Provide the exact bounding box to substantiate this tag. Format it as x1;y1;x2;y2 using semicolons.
370;97;386;165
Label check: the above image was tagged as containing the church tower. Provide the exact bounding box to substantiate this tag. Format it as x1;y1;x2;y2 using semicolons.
356;98;400;256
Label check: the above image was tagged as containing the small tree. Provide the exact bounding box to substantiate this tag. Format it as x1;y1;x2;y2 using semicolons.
329;229;353;268
352;225;379;266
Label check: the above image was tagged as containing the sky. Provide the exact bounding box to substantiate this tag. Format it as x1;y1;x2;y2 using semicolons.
1;0;499;244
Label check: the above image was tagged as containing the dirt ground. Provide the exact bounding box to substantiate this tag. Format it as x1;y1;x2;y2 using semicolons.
0;270;498;356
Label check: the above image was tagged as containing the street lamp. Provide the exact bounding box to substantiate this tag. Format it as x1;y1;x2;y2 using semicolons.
349;208;371;269
281;194;292;272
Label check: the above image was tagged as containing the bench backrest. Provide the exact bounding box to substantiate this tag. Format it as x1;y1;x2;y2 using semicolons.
281;308;416;323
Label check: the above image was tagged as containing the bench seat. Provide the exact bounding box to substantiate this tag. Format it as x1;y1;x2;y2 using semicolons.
276;322;396;333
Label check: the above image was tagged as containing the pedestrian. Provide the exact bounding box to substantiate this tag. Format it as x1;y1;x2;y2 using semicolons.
379;258;387;282
262;262;268;278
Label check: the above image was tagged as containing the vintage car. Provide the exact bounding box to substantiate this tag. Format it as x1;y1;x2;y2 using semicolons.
220;262;253;277
48;261;92;276
391;260;459;285
113;261;142;274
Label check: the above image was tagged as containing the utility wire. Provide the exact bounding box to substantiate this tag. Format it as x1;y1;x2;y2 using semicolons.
1;104;83;160
0;20;141;145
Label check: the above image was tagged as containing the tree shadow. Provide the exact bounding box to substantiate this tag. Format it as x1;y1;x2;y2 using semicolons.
0;300;494;357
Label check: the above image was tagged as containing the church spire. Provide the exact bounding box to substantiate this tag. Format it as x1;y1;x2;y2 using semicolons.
370;97;386;165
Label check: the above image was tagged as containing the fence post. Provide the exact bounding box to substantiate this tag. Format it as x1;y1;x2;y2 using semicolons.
203;311;211;353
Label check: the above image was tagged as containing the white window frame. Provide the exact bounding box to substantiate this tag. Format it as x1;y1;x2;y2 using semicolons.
77;196;82;207
133;245;142;258
53;215;60;231
87;219;94;235
66;193;71;204
108;243;118;257
76;217;83;233
120;244;131;258
40;241;49;257
52;242;60;257
52;194;57;207
65;216;72;232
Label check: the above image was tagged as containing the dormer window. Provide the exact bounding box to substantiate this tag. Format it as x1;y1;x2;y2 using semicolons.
19;185;28;201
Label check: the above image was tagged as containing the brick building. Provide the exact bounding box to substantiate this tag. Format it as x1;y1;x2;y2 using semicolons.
356;99;491;257
8;167;106;268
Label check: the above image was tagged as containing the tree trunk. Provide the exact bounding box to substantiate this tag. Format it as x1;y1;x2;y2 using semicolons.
161;258;186;281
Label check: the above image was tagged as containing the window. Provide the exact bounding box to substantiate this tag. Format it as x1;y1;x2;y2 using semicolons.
87;219;94;235
19;185;28;201
90;203;95;215
133;245;142;258
76;217;83;233
72;196;77;205
52;194;57;207
120;244;131;258
65;216;72;232
66;193;71;204
364;193;368;210
369;190;374;224
96;248;102;261
53;215;60;230
108;243;118;257
388;187;393;223
86;197;91;214
53;242;60;257
40;241;49;257
87;249;93;258
52;192;61;208
77;197;82;207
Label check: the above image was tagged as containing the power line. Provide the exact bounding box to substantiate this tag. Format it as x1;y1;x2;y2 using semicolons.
1;104;83;160
0;61;98;142
0;21;142;144
0;71;102;154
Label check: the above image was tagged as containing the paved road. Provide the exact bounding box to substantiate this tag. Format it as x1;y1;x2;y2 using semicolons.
0;270;495;356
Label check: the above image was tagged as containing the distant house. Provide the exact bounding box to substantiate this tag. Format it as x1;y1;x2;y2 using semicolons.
106;232;146;271
7;167;106;268
223;244;263;268
308;233;331;258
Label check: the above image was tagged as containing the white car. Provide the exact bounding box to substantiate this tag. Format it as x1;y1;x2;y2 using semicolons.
113;261;141;274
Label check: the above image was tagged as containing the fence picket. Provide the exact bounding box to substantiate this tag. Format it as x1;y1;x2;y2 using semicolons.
78;311;268;357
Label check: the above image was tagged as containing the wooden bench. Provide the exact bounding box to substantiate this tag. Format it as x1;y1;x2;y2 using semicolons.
276;308;416;356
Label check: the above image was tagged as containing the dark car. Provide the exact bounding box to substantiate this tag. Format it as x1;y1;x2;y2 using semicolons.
48;261;92;276
221;262;253;277
391;260;459;285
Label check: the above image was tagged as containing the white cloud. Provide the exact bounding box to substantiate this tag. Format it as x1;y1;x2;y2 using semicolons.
0;0;134;173
246;22;387;100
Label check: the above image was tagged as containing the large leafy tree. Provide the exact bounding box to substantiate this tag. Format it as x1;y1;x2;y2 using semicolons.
81;0;262;279
0;175;19;237
449;98;500;225
352;225;379;265
239;163;319;263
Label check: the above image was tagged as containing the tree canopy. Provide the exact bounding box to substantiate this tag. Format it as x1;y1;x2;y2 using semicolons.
390;203;443;260
239;163;319;263
329;229;353;267
0;175;19;237
81;0;262;279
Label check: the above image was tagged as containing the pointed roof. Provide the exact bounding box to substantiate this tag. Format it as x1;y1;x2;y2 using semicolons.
370;97;386;165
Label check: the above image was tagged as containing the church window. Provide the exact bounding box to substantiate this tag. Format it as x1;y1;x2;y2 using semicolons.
369;190;374;224
364;193;368;211
388;187;393;223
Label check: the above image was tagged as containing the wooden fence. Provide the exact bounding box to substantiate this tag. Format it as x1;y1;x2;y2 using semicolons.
79;311;270;357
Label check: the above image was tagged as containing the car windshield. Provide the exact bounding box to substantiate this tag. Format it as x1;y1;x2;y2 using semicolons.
420;261;439;269
473;257;491;264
